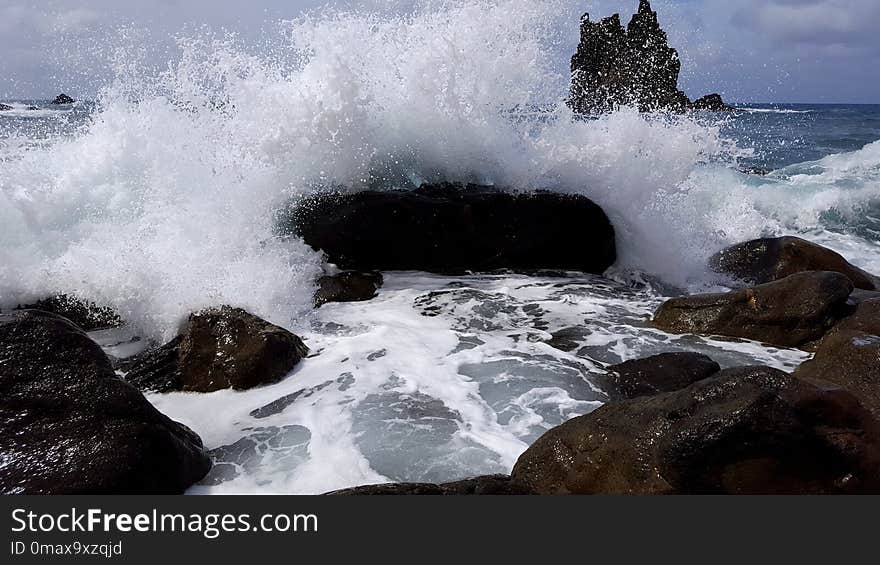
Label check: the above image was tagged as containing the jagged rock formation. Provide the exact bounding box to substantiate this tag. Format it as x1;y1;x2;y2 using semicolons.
569;0;731;113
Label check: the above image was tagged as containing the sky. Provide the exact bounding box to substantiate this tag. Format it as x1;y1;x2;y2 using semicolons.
1;0;878;103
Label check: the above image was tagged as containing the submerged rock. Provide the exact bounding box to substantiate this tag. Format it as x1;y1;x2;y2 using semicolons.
0;310;211;494
710;236;880;291
599;352;720;400
122;306;308;393
291;183;616;275
511;366;880;494
325;475;533;495
652;271;853;348
0;104;12;111
15;294;123;331
315;271;383;306
569;1;729;113
51;93;75;104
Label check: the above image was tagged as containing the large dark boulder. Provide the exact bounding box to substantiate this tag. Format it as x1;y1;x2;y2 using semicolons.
599;352;721;400
325;475;533;495
793;299;880;419
710;236;880;291
51;93;75;105
122;306;308;393
15;294;122;331
511;366;880;494
290;183;616;275
315;271;383;307
0;310;211;494
652;271;853;348
0;104;12;111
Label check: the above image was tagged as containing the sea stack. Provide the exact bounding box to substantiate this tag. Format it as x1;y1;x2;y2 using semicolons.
569;0;732;113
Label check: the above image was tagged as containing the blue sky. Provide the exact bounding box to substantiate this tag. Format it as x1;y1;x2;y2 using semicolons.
1;0;878;103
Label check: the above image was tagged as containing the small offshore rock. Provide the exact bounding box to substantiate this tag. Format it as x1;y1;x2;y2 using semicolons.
793;299;880;419
690;93;734;112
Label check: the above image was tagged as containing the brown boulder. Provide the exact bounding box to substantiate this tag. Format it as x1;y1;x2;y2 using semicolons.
599;352;720;400
652;271;853;348
710;236;880;291
511;366;880;494
122;306;308;393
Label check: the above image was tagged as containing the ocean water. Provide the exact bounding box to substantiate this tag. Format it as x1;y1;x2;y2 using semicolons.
1;1;879;493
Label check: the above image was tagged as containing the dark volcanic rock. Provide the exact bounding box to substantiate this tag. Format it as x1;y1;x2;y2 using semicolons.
122;306;308;393
0;104;12;111
710;236;880;291
0;310;211;494
51;93;75;105
15;294;122;331
568;1;729;114
652;271;853;348
569;1;688;113
511;366;880;494
120;337;183;392
793;299;880;419
290;183;616;275
691;93;734;112
315;271;383;306
325;475;533;495
599;352;721;400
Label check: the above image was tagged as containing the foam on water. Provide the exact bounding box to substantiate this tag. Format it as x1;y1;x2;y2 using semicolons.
144;272;808;494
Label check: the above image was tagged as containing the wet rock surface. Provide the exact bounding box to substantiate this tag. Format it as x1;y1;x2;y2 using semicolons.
511;366;880;494
710;236;880;291
793;299;880;419
0;310;211;494
652;271;853;348
599;352;721;400
122;306;308;393
325;475;533;495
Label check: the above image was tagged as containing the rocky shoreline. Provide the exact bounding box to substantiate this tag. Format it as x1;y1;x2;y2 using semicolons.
2;181;880;494
1;3;876;495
